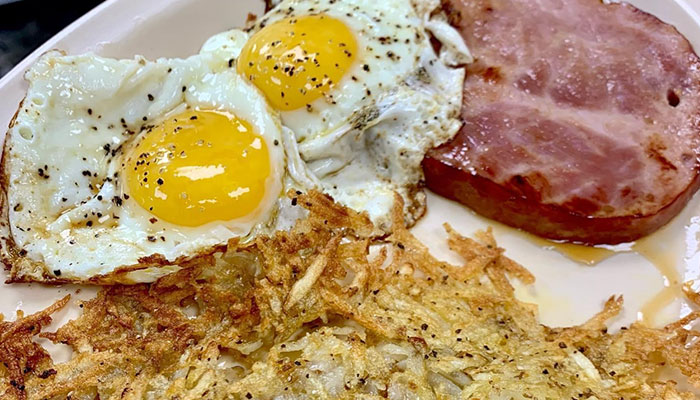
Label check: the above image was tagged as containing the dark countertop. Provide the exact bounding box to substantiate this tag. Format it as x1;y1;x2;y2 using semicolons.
0;0;104;77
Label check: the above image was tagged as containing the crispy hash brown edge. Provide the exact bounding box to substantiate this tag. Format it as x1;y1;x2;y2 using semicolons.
1;190;699;399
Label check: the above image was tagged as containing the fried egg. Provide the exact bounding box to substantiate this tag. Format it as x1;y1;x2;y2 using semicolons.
208;0;472;229
1;0;470;283
1;47;314;283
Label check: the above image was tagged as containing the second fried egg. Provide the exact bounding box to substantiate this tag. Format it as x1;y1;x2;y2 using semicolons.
207;0;472;229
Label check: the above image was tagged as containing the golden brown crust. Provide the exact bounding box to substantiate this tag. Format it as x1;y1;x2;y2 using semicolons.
1;191;699;399
263;0;278;12
0;296;68;400
0;97;24;278
402;181;427;228
0;97;69;284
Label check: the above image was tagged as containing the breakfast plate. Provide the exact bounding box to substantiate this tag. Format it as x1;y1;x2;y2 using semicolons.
0;0;699;358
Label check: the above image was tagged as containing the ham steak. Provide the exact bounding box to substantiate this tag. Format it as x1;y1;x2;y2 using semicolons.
423;0;700;244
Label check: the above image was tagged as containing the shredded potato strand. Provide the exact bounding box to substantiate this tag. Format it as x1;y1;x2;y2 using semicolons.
1;191;699;399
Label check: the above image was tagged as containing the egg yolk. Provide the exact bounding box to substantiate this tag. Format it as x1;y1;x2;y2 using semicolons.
238;14;358;111
125;110;271;227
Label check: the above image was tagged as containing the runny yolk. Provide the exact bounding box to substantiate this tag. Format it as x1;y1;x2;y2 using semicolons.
238;14;358;111
125;110;271;227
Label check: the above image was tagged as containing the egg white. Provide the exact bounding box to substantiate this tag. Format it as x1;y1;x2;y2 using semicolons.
2;47;307;282
206;0;472;230
1;0;471;282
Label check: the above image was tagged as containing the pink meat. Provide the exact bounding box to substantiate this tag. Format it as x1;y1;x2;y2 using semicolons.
424;0;700;244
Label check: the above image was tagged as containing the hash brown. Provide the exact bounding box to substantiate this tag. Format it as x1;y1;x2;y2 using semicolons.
1;191;699;399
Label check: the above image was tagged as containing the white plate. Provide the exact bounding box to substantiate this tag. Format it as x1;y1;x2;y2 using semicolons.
0;0;699;339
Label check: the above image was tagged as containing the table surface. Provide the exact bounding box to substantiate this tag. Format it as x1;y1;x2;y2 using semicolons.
0;0;104;77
